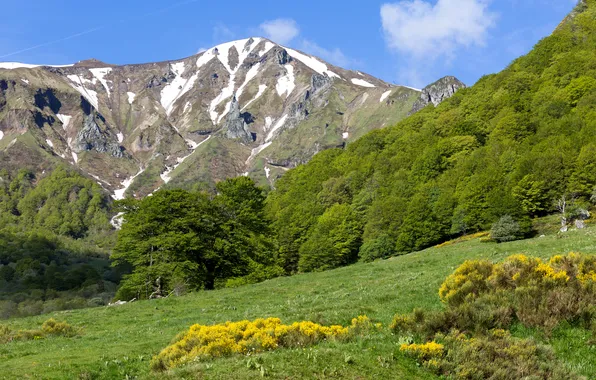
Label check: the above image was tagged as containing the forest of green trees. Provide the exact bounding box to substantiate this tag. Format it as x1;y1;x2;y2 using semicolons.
2;1;596;315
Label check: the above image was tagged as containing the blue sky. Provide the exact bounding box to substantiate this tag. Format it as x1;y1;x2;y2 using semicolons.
0;0;578;88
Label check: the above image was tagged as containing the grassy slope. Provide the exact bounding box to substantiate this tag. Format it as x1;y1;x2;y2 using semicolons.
2;227;596;379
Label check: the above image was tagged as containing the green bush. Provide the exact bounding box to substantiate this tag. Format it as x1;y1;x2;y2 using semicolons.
359;235;397;262
490;215;522;243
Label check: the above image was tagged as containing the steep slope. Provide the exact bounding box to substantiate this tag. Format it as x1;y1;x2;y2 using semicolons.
266;0;596;272
0;38;457;198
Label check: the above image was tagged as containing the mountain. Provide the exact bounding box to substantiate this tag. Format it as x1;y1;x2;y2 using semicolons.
0;38;463;199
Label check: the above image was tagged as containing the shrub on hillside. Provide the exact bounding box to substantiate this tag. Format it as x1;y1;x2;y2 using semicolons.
359;235;397;262
151;316;372;371
0;318;78;344
490;215;522;243
401;329;580;380
391;253;596;379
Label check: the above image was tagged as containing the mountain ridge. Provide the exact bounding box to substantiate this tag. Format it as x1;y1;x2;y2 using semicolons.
0;37;462;199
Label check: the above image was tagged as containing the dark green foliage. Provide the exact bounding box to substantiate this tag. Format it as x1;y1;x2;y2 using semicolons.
0;167;119;318
112;178;278;299
0;232;121;319
359;234;396;262
490;215;522;243
266;1;596;271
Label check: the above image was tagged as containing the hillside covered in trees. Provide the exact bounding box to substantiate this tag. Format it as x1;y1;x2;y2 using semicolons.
266;0;596;273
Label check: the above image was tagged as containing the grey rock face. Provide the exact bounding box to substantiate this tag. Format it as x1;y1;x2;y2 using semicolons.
311;74;332;95
275;49;292;65
411;76;466;114
223;96;253;144
75;114;123;157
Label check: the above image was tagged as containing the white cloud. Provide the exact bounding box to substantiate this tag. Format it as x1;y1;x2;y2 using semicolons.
381;0;497;59
259;18;300;45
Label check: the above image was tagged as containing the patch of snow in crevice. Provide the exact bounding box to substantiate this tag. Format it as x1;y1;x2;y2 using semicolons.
56;114;72;130
89;68;112;97
284;47;341;79
264;116;273;131
184;102;192;113
0;131;3;140
380;90;392;103
117;133;124;143
236;63;261;100
67;74;99;110
242;84;267;111
21;79;29;84
264;166;270;179
276;64;295;98
72;152;78;163
342;132;349;139
160;135;211;183
246;142;272;164
210;74;236;124
265;115;288;142
127;92;136;104
357;71;364;77
351;78;376;88
161;62;199;116
0;62;73;69
113;167;146;200
259;41;276;57
45;139;54;148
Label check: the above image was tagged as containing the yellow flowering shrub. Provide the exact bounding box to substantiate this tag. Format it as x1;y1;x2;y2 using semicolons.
438;260;494;305
151;316;370;371
399;341;444;360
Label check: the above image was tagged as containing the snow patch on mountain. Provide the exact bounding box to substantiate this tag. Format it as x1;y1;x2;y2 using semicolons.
46;139;54;148
89;68;112;97
380;90;392;103
284;47;340;79
21;79;29;84
246;142;272;164
260;41;276;57
67;75;99;110
210;74;236;124
351;78;376;88
236;63;261;99
160;135;211;183
127;92;136;104
113;167;146;200
117;133;124;143
56;114;72;130
161;62;199;116
266;114;289;142
276;64;295;98
0;131;3;141
242;84;267;110
265;166;270;179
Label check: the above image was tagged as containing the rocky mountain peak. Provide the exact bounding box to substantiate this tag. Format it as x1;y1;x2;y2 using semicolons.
410;76;466;114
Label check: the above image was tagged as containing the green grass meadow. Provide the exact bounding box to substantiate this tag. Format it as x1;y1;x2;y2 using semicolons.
2;226;596;379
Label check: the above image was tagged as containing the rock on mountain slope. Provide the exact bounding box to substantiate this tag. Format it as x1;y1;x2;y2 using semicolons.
0;38;462;198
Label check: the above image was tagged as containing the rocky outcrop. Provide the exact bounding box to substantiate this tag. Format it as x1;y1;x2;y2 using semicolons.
410;76;466;114
74;114;124;157
223;95;253;144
